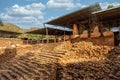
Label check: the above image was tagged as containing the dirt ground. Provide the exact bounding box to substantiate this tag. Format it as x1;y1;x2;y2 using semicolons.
0;41;120;80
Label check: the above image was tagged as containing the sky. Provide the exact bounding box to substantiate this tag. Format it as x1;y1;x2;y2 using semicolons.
0;0;120;29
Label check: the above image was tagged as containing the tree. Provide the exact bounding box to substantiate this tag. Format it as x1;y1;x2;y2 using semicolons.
107;4;114;9
0;18;3;26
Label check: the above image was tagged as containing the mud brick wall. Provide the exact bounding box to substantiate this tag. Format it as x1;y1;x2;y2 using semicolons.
71;36;114;46
0;38;23;47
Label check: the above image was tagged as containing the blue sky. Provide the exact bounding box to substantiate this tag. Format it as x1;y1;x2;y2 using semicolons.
0;0;120;29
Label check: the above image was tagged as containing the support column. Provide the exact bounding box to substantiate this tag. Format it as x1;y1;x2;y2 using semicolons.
88;14;92;38
44;24;49;43
64;26;65;41
55;26;57;43
118;25;120;41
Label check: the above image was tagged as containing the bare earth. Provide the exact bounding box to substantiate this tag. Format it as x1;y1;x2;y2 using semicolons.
0;41;120;80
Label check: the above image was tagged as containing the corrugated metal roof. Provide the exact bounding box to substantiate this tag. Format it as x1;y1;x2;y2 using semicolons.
26;27;72;35
0;30;21;34
92;5;120;22
45;3;101;28
92;5;120;14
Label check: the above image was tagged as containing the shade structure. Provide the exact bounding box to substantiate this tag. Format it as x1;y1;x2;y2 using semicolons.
45;3;101;28
92;6;120;23
0;30;22;34
26;27;72;35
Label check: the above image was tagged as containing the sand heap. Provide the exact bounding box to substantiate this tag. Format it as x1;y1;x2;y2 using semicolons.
59;41;113;64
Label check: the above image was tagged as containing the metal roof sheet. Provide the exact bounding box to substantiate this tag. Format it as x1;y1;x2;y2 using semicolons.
45;3;101;28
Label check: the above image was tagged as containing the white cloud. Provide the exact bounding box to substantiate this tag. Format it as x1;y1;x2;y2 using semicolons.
0;3;45;29
47;0;86;10
100;2;120;9
7;3;45;16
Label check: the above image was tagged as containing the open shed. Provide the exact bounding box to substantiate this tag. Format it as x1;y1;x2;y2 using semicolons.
0;30;22;38
44;3;119;46
45;3;101;27
92;6;120;46
26;27;72;35
45;3;101;37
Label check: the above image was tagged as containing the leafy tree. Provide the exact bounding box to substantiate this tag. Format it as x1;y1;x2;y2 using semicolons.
107;4;114;9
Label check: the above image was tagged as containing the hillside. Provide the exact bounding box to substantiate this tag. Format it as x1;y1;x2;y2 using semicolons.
25;27;40;32
0;23;24;33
